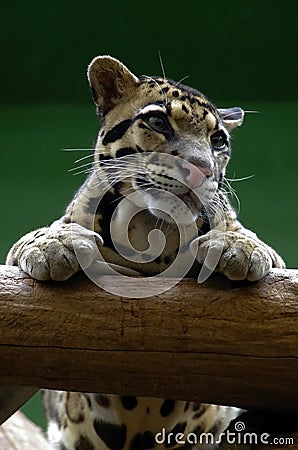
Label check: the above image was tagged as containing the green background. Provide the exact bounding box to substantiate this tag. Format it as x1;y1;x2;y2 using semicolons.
1;0;297;431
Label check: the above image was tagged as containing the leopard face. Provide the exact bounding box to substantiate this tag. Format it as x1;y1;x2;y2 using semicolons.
123;98;227;224
88;56;244;225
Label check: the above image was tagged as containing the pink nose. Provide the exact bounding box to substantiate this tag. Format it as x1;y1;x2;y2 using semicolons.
181;161;212;188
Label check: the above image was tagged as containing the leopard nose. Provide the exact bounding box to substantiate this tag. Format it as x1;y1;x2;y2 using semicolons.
180;161;212;188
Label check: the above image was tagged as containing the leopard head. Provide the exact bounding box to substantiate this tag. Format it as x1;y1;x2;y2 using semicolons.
87;55;244;224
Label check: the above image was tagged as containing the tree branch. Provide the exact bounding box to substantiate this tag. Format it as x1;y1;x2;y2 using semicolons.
0;265;297;413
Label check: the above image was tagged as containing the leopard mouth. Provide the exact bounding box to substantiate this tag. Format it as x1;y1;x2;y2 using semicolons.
132;174;205;224
135;172;207;203
178;189;203;214
131;160;219;224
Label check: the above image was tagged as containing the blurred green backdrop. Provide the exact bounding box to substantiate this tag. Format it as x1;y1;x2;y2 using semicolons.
1;0;297;432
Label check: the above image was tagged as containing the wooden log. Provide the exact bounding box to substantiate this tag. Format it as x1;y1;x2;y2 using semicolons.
0;265;297;413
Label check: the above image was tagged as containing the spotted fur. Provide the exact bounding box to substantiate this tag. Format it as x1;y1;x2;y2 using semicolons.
42;391;240;450
7;56;285;449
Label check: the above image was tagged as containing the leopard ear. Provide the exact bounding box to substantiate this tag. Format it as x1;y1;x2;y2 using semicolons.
217;107;244;131
87;55;139;116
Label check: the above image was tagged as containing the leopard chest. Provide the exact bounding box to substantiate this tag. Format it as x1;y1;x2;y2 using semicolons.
95;202;198;276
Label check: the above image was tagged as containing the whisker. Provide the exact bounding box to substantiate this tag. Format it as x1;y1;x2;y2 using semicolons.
142;75;168;105
120;181;151;196
68;162;93;172
222;178;241;213
98;155;148;176
226;174;255;182
244;110;259;114
158;50;166;79
74;154;94;164
99;161;142;170
63;148;94;151
175;75;190;87
94;172;136;191
71;167;93;177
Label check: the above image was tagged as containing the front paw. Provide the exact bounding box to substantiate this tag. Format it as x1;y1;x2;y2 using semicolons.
192;229;285;281
6;221;103;281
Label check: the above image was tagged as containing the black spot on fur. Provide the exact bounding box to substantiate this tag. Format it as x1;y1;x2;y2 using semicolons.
120;395;138;410
84;394;92;409
174;422;187;434
94;184;123;250
103;119;132;145
160;399;176;417
135;175;155;190
208;419;224;436
130;433;142;450
142;430;156;448
115;147;136;158
99;153;113;161
164;255;172;265
93;420;126;450
129;431;155;450
201;109;208;120
152;78;165;85
218;173;225;190
182;104;189;114
95;394;110;408
197;214;211;235
192;402;202;412
184;401;190;412
140;76;216;113
192;403;207;420
193;411;205;420
74;435;94;450
172;90;179;97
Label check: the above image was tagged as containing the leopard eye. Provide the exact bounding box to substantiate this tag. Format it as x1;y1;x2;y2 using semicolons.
146;114;169;133
210;131;227;150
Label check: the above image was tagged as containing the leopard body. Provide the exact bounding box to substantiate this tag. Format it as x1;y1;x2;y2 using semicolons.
6;55;285;449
